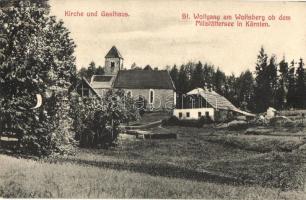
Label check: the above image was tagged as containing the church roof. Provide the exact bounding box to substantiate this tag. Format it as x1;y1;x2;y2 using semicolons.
105;46;123;59
113;70;175;90
91;75;116;89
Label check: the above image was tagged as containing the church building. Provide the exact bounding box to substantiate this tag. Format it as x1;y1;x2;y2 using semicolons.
86;46;176;111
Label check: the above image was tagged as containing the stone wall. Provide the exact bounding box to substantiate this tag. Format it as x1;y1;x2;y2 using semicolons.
104;57;123;75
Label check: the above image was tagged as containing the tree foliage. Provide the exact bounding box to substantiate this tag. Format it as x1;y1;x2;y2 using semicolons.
70;89;139;148
77;61;104;81
0;0;49;10
0;1;76;156
296;58;306;108
169;46;305;113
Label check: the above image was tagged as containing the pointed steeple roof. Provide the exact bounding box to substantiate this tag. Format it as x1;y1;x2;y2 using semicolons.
105;46;123;59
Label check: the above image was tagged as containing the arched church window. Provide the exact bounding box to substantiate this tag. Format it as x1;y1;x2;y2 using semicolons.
111;62;115;67
149;89;154;104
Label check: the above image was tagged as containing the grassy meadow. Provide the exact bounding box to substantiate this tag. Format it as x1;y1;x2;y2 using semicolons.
0;154;305;199
1;125;306;198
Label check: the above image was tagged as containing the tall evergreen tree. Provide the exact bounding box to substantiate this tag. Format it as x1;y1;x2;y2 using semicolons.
176;65;190;109
296;58;306;108
236;70;255;111
287;60;296;108
177;64;189;93
267;55;278;107
276;58;289;109
254;47;270;112
190;61;204;89
87;61;97;79
77;62;104;81
213;68;226;95
203;63;215;89
224;73;238;106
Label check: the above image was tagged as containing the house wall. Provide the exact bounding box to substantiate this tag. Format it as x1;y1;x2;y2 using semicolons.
123;88;175;111
104;58;123;75
173;108;215;120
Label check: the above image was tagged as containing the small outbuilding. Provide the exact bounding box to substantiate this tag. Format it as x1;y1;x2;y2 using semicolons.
173;88;255;122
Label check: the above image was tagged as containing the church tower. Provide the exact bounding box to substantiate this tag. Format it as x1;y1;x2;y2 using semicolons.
104;46;123;75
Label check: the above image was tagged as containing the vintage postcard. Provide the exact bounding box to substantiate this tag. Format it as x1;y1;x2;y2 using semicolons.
0;0;306;199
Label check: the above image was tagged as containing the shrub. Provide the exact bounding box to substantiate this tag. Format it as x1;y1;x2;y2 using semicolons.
198;116;213;126
71;89;139;148
162;116;179;126
228;120;249;131
269;116;292;127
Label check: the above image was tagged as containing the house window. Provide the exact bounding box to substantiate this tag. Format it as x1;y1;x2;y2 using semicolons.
205;111;210;117
186;112;190;118
198;112;201;117
149;89;154;104
179;112;182;118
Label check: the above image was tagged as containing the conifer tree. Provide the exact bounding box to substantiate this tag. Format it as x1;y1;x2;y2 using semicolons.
296;58;306;108
267;55;278;107
202;63;215;90
236;70;255;111
190;61;204;89
213;68;226;95
277;58;289;109
254;47;269;112
287;60;296;108
177;65;189;94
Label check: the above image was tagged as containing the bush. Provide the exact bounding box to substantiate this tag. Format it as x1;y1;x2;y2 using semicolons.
198;116;213;126
162;116;179;126
269;116;292;127
228;120;249;130
71;89;139;148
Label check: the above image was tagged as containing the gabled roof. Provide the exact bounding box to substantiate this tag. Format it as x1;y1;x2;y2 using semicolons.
187;88;255;116
71;77;101;99
113;70;175;90
105;46;123;59
91;75;117;89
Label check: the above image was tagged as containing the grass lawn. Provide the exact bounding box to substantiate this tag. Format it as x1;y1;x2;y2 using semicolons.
0;154;305;199
204;134;306;153
1;125;306;198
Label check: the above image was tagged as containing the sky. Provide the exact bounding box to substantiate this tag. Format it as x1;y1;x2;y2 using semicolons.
49;0;306;75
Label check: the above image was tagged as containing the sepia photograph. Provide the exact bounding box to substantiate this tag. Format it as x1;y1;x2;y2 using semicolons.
0;0;306;199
